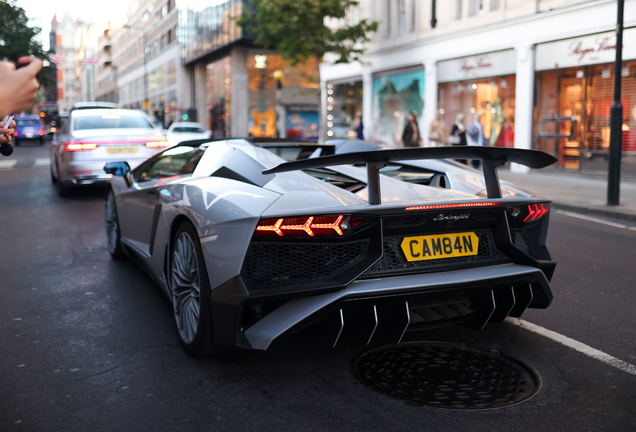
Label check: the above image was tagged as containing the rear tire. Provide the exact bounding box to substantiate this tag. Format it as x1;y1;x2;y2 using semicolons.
105;191;125;259
170;222;221;356
56;159;69;197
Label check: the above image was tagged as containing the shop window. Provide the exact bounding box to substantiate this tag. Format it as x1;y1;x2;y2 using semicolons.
534;61;636;172
246;52;319;139
439;76;515;148
371;68;426;146
327;82;363;139
206;56;232;138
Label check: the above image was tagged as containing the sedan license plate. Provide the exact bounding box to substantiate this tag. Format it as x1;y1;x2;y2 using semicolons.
106;147;139;154
401;232;479;262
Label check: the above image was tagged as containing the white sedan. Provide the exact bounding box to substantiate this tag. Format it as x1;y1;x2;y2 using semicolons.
166;122;209;145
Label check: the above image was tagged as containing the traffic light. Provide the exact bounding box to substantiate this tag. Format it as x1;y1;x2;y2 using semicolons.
182;108;197;122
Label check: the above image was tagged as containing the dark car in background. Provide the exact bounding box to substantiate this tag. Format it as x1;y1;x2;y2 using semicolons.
14;115;45;146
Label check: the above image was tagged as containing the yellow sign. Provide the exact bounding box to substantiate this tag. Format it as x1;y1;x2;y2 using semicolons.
143;100;151;111
401;232;479;262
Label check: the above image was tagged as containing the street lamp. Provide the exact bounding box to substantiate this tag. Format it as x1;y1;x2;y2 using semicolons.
124;25;149;113
607;0;624;205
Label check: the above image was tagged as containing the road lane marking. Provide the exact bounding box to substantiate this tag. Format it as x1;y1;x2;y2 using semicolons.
508;318;636;376
33;158;50;167
0;160;18;169
554;209;636;231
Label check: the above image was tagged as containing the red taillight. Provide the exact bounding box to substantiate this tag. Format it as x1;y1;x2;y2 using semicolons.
523;203;549;222
13;132;18;136
405;202;501;211
39;130;45;136
256;215;345;237
146;141;170;148
66;141;98;151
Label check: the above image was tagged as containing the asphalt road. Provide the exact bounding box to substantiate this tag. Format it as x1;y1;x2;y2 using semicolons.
1;144;635;432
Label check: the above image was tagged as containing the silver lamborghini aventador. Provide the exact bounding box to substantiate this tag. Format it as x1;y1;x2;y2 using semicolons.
104;138;557;356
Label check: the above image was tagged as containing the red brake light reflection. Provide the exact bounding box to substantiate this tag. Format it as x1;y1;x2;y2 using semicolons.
523;203;549;222
405;202;501;211
146;141;169;148
256;215;344;237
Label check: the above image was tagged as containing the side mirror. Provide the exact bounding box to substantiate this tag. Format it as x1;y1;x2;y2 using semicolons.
104;162;132;187
104;161;131;176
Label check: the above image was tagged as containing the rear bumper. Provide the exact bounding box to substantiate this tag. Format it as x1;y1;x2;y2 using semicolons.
211;263;553;351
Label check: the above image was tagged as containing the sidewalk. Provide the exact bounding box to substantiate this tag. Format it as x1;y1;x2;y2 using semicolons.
498;169;636;222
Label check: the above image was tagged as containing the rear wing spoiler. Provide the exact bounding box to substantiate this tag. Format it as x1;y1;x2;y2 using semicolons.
263;146;557;205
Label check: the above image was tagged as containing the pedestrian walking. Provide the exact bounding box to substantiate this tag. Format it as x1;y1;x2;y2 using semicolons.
467;113;485;169
401;111;421;147
449;113;467;164
428;109;448;147
355;115;364;140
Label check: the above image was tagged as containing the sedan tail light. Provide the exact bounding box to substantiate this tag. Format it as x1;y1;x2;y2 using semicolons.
146;141;170;148
65;141;98;151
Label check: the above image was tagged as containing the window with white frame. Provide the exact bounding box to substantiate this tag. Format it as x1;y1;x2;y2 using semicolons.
469;0;485;16
398;0;406;34
455;0;463;20
490;0;501;10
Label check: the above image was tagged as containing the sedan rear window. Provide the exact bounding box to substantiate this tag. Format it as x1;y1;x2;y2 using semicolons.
172;126;204;133
16;119;40;126
74;115;154;130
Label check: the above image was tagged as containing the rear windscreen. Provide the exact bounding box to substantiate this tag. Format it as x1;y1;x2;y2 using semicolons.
74;115;154;130
173;127;204;133
16;119;40;127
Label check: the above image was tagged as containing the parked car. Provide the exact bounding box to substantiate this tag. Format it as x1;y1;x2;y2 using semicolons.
50;108;170;196
13;115;45;146
166;122;209;145
104;138;557;356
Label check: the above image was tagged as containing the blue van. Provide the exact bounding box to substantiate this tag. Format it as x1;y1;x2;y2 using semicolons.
14;115;45;145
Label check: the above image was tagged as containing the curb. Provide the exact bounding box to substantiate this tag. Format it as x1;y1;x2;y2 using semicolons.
551;203;636;224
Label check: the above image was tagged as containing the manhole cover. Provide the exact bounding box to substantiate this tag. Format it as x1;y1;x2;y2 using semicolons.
352;341;541;410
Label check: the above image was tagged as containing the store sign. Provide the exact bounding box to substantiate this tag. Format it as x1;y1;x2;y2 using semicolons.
437;50;516;82
536;28;636;71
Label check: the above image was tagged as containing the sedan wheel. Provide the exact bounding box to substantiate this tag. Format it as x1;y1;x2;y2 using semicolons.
105;191;125;259
170;222;218;356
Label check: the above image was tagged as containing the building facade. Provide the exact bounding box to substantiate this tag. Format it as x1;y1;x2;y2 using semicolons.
51;12;81;114
95;27;118;103
112;0;183;128
320;0;636;175
178;0;321;139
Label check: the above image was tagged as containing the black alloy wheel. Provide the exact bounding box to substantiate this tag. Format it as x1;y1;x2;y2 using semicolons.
170;222;221;356
105;191;125;259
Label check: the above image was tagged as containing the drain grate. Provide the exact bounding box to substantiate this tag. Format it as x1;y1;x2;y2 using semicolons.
352;342;541;410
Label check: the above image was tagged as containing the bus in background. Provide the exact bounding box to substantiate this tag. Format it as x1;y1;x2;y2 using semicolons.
39;101;59;127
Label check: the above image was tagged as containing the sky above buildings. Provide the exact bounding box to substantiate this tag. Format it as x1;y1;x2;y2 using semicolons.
20;0;132;51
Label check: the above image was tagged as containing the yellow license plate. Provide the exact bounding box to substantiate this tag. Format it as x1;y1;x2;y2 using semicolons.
106;147;139;154
401;232;479;262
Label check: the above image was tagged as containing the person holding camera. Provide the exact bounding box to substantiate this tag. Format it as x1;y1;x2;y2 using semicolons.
0;56;43;119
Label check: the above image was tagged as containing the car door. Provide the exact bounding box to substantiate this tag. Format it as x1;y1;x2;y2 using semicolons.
117;146;205;257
